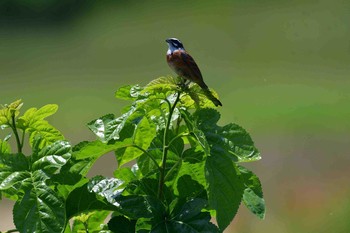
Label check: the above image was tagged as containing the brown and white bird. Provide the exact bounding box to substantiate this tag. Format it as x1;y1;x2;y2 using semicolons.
165;38;222;107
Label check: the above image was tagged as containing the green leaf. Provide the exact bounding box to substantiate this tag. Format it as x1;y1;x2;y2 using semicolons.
71;211;110;233
180;109;210;155
182;146;204;164
174;161;206;194
176;175;206;200
66;183;118;220
239;166;265;219
87;114;118;142
0;138;11;154
0;99;23;128
13;170;66;233
89;176;162;219
1;138;73;232
32;140;71;175
194;108;260;162
88;176;125;205
205;154;244;231
113;167;137;184
54;172;87;199
115;195;158;219
115;84;144;100
73;141;123;160
152;198;219;233
142;76;179;99
19;104;58;127
117;116;156;166
27;121;64;149
88;106;139;143
17;104;64;149
180;84;220;109
0;153;29;193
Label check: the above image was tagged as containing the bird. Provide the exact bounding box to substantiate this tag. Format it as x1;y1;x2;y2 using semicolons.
165;38;222;107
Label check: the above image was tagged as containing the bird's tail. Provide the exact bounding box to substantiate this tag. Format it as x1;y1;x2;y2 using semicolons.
202;88;222;107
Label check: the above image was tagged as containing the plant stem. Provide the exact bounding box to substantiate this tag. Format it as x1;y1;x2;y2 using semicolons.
10;113;22;153
164;159;182;182
158;92;180;199
131;144;160;171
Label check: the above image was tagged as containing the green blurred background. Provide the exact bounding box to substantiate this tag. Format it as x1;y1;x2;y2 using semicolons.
1;0;349;232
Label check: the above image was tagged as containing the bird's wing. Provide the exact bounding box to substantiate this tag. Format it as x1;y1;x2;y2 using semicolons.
180;52;204;81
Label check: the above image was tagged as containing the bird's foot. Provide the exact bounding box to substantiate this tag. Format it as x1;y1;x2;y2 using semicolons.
176;78;190;90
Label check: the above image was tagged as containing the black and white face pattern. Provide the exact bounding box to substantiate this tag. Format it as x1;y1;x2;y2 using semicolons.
166;38;185;54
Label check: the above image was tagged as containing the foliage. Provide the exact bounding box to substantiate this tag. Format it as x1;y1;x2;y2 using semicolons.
0;77;265;233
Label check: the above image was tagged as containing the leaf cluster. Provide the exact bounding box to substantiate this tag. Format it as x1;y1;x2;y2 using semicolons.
0;77;265;233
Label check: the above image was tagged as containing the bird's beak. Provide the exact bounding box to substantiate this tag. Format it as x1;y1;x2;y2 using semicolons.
165;39;170;43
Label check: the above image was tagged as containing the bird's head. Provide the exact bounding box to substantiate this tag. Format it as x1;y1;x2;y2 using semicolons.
166;38;185;54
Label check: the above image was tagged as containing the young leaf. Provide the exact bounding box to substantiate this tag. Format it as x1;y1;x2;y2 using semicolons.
0;99;23;128
115;84;144;100
71;211;110;233
180;84;220;109
18;104;64;149
19;104;58;126
142;76;179;100
205;154;244;230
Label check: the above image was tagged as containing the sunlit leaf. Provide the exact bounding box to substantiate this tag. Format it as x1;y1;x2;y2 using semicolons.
117;116;156;166
19;104;58;127
193;108;260;162
88;176;125;205
0;99;23;128
66;183;118;220
32;140;71;175
88;107;139;143
115;84;144;100
16;104;63;149
71;211;110;233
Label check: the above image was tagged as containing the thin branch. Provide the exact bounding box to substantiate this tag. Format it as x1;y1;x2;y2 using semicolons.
168;132;190;147
158;92;181;199
10;113;22;153
164;159;182;182
131;144;160;171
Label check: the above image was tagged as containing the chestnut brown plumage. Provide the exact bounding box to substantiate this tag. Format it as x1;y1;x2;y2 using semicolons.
166;38;222;107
